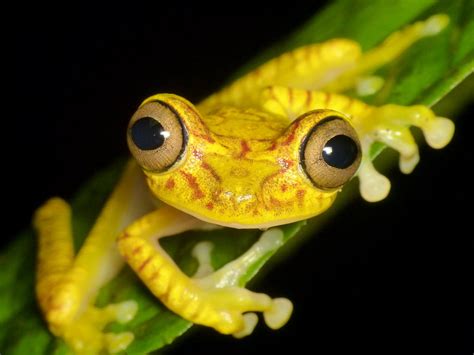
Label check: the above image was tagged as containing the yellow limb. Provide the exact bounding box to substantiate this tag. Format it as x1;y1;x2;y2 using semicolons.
195;228;293;335
118;211;292;335
199;14;448;115
35;198;74;311
324;14;449;92
259;85;454;202
261;85;371;120
34;160;146;354
198;39;361;113
354;104;454;202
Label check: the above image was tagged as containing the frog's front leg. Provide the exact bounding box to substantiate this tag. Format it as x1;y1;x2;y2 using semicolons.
353;104;454;202
34;161;150;354
261;86;454;202
118;208;291;337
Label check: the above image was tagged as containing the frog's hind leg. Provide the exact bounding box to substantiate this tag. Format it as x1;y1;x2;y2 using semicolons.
198;38;362;113
34;160;150;354
118;210;292;338
324;14;450;93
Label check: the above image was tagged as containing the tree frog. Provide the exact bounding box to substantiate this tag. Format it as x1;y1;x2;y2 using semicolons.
34;14;454;354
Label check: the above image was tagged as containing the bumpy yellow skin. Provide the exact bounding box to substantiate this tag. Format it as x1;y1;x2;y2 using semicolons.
34;15;454;354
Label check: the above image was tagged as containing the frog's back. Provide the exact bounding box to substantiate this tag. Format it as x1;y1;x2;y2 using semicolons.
202;107;289;140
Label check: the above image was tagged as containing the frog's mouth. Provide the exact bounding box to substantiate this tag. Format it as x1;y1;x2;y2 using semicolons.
152;186;335;230
167;201;330;229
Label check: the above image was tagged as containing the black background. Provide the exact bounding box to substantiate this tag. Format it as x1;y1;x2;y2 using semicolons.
11;3;473;355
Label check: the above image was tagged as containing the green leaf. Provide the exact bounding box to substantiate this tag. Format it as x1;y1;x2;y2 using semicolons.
2;1;473;354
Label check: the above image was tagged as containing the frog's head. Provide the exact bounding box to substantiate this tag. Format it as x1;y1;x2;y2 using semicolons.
127;94;361;228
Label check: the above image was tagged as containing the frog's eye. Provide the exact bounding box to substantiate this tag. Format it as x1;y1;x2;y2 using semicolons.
127;101;186;172
301;117;361;190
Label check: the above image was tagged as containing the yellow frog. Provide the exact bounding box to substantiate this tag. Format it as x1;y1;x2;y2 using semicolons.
34;14;454;354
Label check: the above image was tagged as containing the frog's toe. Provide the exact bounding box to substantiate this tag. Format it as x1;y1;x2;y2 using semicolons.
422;116;455;149
375;125;421;175
104;331;135;354
65;327;134;355
399;151;420;175
192;241;215;278
263;297;293;329
232;313;259;338
356;76;385;96
357;159;391;202
106;299;138;324
421;14;450;36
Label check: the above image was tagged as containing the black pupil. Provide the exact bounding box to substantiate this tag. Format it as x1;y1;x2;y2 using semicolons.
322;135;358;169
131;117;167;150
